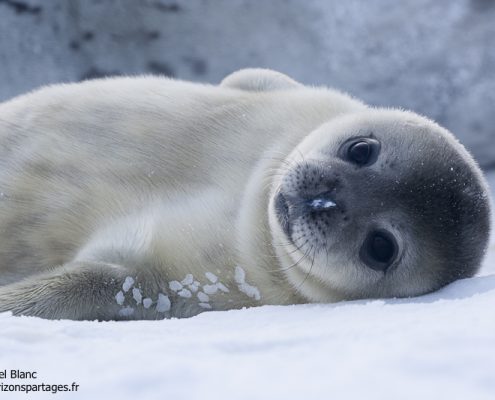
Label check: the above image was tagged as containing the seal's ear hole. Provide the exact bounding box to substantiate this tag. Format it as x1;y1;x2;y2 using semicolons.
338;137;380;166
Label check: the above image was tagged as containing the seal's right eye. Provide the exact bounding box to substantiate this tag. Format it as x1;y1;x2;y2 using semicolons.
339;137;380;166
348;141;370;164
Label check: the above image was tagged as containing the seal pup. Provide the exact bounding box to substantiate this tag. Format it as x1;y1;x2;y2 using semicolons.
0;69;490;320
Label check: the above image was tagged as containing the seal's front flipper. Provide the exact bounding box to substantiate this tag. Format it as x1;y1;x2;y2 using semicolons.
0;261;169;320
220;68;302;92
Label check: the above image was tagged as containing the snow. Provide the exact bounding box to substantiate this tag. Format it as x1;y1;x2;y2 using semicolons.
1;172;495;400
203;284;219;295
114;291;125;306
155;294;171;313
181;274;194;286
142;298;152;309
177;289;192;299
217;283;229;293
189;280;200;292
122;277;135;292
117;307;134;318
168;281;183;292
197;292;210;303
131;288;142;305
234;266;261;301
205;272;218;283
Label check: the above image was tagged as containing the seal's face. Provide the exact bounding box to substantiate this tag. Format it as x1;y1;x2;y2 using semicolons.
268;110;491;302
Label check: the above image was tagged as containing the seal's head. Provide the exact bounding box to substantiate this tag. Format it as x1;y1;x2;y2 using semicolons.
268;109;491;302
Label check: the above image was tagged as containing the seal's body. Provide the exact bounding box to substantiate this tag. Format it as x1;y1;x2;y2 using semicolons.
0;69;490;320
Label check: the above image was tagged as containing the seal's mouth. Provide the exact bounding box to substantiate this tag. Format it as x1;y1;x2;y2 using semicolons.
274;192;291;238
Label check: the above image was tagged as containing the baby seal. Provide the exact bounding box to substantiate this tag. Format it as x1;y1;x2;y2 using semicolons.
0;68;491;320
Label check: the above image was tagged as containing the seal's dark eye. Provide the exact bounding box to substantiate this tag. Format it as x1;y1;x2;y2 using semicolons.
348;141;370;164
339;137;380;166
360;230;397;271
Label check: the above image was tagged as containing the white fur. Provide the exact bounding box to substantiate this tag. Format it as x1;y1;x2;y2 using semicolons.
0;69;487;320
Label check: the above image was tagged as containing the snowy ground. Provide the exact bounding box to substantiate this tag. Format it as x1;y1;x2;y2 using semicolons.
1;173;495;400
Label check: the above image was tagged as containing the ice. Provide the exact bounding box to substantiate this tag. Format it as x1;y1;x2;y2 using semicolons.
234;266;245;284
156;293;171;313
238;282;261;301
202;279;229;295
168;281;183;292
118;306;134;317
216;282;229;293
178;289;192;298
205;272;218;283
203;284;218;295
132;288;142;304
197;291;209;302
181;274;194;286
188;283;199;292
115;291;125;305
234;266;261;300
142;298;152;309
122;276;135;292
